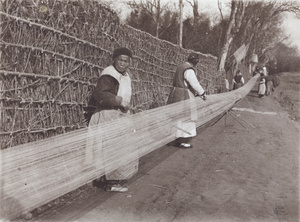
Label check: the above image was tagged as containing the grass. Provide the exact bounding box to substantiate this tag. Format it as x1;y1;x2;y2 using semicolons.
272;72;300;122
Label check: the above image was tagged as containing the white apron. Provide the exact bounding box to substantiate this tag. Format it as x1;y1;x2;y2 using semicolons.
88;66;138;180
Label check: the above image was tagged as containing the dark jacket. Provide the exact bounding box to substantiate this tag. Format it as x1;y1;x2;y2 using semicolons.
167;62;196;104
85;75;122;124
234;75;243;83
233;75;244;90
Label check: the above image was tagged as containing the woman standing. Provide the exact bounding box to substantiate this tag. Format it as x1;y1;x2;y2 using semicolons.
167;53;207;149
258;69;266;98
87;47;138;192
232;70;245;90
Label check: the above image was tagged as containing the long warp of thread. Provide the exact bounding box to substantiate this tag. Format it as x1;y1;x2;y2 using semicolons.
0;75;259;220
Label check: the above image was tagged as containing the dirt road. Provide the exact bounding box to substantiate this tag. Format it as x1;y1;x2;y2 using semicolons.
30;89;299;222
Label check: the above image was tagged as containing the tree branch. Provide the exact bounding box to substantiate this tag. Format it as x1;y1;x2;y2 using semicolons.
217;0;224;21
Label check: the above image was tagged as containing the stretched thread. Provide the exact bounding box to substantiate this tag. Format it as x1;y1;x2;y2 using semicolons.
0;75;258;220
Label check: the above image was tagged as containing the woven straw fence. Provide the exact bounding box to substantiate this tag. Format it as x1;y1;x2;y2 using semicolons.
0;0;219;149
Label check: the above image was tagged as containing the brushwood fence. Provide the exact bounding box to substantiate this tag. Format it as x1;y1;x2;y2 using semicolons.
0;0;219;150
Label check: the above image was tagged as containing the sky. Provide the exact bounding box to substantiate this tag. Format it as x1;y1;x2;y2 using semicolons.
282;13;300;51
109;0;300;51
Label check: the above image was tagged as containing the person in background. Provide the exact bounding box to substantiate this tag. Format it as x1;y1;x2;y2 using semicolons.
225;78;230;92
167;53;207;149
258;68;266;98
253;66;260;77
87;47;138;192
265;74;280;96
232;70;245;90
263;66;268;76
265;74;274;96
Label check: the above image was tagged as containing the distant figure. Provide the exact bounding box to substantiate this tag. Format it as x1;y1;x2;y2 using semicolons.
263;66;267;76
265;75;280;96
167;53;206;149
253;66;260;77
258;69;266;98
225;78;230;92
232;70;245;90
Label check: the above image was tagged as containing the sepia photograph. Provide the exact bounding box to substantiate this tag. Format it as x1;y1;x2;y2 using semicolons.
0;0;299;221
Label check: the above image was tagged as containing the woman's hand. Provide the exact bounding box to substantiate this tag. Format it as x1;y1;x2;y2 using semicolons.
116;96;131;113
120;104;131;113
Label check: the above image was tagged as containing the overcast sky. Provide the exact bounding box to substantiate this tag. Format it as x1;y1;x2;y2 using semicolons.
282;13;300;51
111;0;300;51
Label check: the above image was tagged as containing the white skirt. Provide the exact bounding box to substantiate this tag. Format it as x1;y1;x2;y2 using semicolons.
88;110;139;180
175;90;197;138
258;83;266;95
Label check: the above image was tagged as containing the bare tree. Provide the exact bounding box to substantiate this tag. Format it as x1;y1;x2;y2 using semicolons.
217;0;245;73
240;1;300;67
217;0;300;76
179;0;183;47
126;0;169;37
187;0;200;25
217;0;224;21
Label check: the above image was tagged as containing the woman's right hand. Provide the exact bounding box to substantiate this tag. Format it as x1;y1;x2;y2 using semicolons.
120;104;131;113
116;96;123;104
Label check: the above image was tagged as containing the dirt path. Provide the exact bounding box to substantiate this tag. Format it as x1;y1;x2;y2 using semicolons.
30;89;299;222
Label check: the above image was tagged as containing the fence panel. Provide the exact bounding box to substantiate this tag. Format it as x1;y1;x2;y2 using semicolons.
0;0;218;149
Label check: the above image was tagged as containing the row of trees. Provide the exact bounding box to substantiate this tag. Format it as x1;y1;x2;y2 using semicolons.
266;43;300;74
217;0;300;76
112;0;300;77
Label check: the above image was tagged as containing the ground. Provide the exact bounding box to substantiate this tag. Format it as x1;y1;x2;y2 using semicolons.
18;73;299;222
